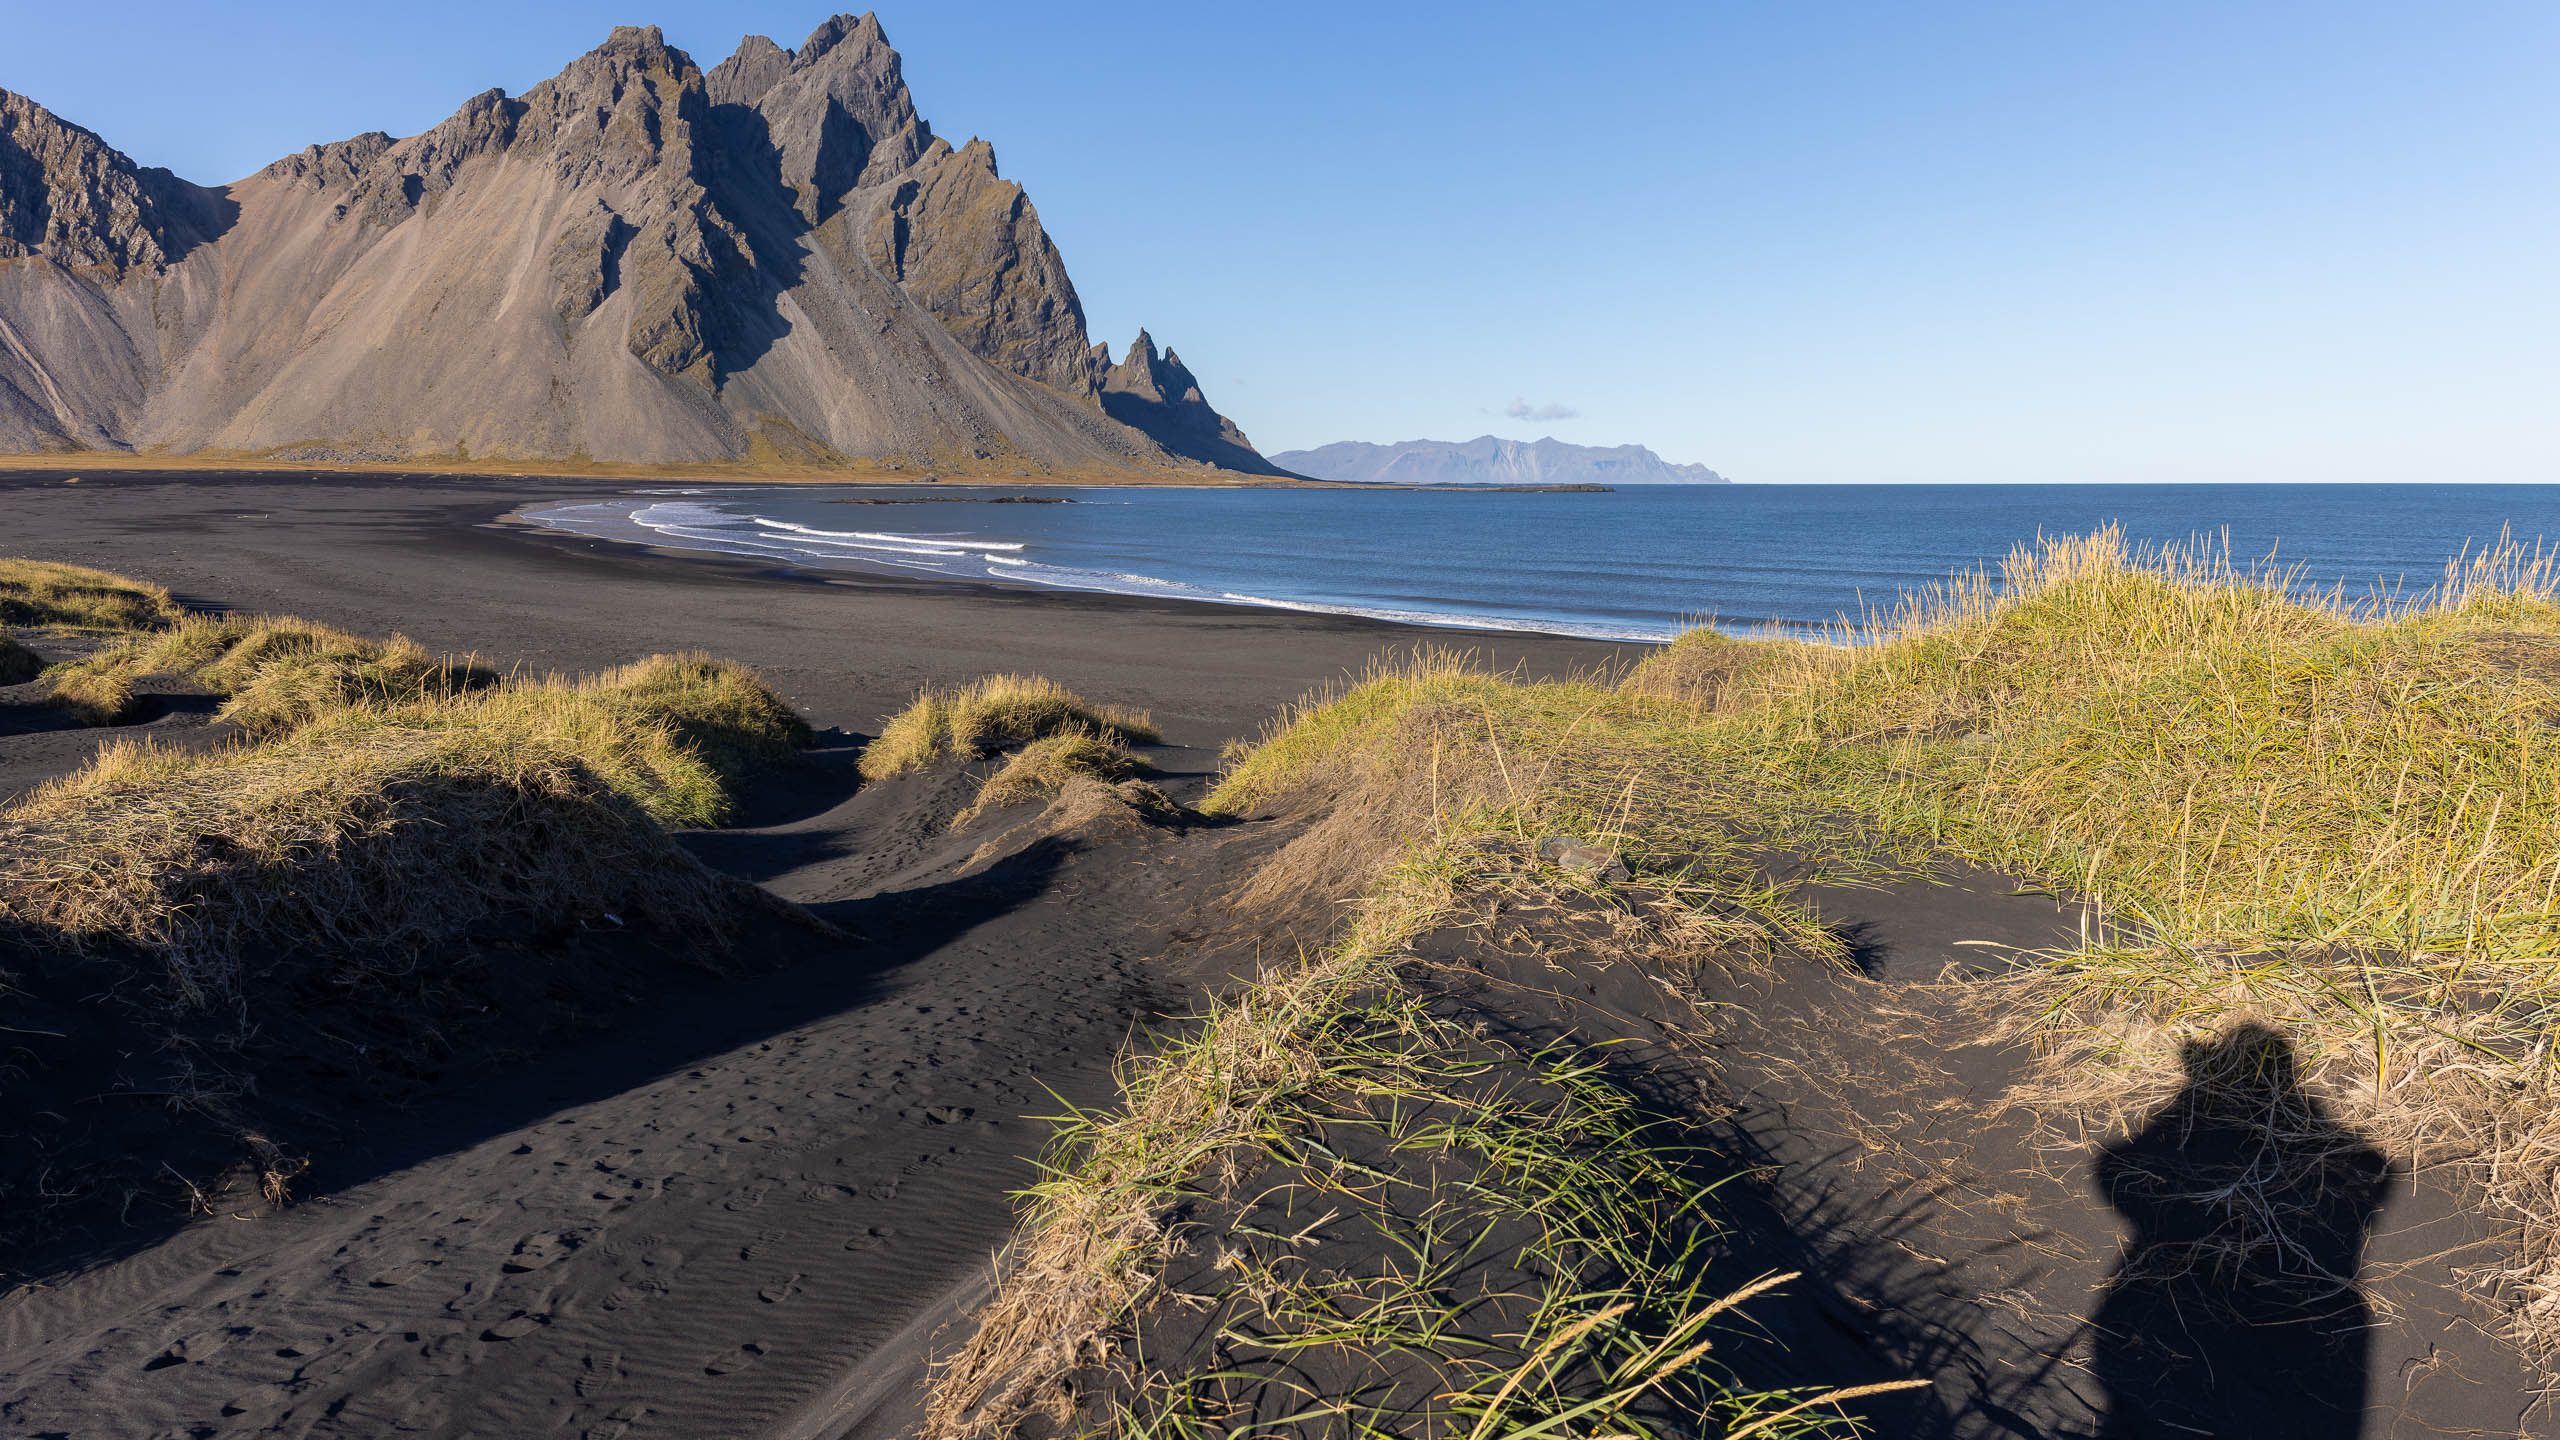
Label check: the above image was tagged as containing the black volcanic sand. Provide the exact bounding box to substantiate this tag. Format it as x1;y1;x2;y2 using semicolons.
0;470;1643;1439
1086;877;2544;1440
0;470;2544;1438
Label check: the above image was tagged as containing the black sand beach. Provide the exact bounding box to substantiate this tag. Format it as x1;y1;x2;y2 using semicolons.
0;470;1639;1439
1;470;2546;1439
0;469;1642;762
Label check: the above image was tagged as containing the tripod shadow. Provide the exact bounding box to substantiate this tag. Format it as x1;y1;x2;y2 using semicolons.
2090;1022;2397;1438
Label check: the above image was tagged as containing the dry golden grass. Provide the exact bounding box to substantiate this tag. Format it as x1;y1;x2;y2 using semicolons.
928;646;1874;1437
1223;528;2560;1364
0;557;180;631
588;651;815;783
953;728;1142;827
1617;625;1839;711
46;612;497;730
923;847;1466;1440
1113;526;2560;1372
862;674;1159;782
0;653;808;1008
929;788;1879;1438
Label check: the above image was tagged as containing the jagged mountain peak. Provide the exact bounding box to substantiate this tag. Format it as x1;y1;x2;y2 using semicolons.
1102;331;1265;470
708;35;795;106
797;11;889;63
0;15;1283;474
0;89;220;273
750;11;928;221
257;131;395;190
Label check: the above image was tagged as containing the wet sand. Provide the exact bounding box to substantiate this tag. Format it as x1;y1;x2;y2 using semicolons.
0;468;1642;759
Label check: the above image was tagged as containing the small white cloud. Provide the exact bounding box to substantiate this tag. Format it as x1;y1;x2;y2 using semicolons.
1503;397;1579;422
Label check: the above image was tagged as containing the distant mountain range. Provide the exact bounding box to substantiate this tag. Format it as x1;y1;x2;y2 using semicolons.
0;14;1285;473
1272;436;1728;486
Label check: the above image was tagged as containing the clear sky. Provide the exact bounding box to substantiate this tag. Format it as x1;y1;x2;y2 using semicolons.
4;2;2553;482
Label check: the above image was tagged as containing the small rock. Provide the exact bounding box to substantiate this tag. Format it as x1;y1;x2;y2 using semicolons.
1536;835;1631;882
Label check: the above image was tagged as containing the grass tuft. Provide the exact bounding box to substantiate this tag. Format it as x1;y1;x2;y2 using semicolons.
863;674;1159;782
1618;626;1835;711
0;557;181;631
0;653;809;1007
45;613;497;730
589;651;816;783
956;728;1144;827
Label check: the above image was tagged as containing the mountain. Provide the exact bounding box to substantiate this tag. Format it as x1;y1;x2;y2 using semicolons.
1270;436;1729;486
1098;328;1270;475
0;15;1285;473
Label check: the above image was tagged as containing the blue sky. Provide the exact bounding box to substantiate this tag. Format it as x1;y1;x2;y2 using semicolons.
4;2;2553;482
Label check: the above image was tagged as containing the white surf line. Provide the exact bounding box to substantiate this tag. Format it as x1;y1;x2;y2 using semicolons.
528;501;1670;641
751;517;1026;551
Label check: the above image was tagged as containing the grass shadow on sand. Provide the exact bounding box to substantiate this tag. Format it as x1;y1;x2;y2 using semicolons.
2;837;1078;1284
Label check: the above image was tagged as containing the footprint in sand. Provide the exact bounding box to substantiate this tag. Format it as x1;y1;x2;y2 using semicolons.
757;1273;805;1304
844;1226;895;1251
291;1337;381;1381
583;1401;651;1439
703;1341;767;1376
144;1327;240;1369
365;1259;430;1288
505;1229;593;1272
482;1311;546;1341
220;1382;293;1417
575;1350;624;1398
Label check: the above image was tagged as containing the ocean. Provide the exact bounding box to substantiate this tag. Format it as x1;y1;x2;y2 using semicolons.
521;483;2560;643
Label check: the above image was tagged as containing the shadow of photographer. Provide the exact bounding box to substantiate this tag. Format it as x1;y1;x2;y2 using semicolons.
2090;1022;2397;1438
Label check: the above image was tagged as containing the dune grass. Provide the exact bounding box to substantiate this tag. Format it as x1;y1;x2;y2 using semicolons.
0;557;180;631
44;612;500;730
1203;527;2560;1362
939;525;2560;1431
954;727;1146;827
925;823;1903;1439
0;653;809;1010
863;674;1159;782
1685;529;2560;1353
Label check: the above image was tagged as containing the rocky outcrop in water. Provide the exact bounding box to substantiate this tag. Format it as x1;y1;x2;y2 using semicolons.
0;14;1282;472
1100;330;1270;473
1271;435;1729;486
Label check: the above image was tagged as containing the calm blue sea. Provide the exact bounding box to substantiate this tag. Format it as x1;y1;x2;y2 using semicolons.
522;484;2560;643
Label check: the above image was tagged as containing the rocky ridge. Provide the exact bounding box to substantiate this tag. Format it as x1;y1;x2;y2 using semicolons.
0;14;1282;472
1100;329;1271;476
1272;435;1730;486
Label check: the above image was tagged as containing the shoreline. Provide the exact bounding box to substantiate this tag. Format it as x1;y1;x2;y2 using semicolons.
0;469;1649;757
498;494;1675;644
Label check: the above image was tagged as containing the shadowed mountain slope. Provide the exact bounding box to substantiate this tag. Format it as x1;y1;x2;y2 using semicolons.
1098;329;1278;474
0;14;1282;473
